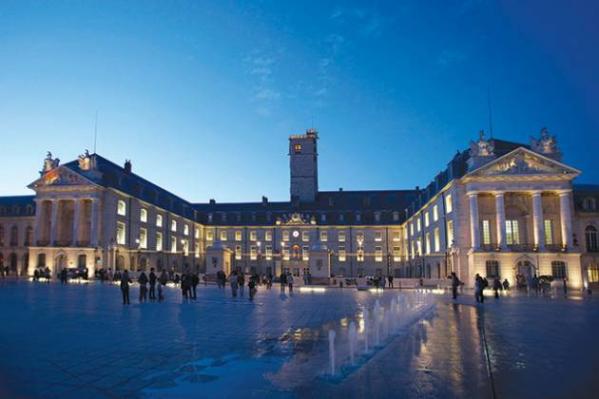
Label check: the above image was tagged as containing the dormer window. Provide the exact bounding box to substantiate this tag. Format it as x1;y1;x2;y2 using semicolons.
294;144;302;154
583;197;597;212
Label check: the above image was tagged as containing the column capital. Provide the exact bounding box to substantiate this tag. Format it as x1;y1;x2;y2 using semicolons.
467;191;479;198
557;190;572;197
530;190;543;197
492;191;505;197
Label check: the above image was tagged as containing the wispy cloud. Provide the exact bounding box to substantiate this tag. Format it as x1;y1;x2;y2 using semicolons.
244;53;280;117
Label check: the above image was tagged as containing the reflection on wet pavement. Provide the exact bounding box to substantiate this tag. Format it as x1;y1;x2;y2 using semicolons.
1;280;599;399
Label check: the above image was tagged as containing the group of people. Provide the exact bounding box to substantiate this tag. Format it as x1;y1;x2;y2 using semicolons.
450;272;510;302
227;270;261;300
0;265;13;278
117;268;204;305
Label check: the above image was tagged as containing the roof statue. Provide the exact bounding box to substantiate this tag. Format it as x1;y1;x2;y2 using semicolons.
78;149;92;171
42;151;60;173
531;127;561;160
469;130;495;157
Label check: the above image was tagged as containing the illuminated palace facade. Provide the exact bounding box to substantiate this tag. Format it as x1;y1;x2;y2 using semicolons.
1;128;599;288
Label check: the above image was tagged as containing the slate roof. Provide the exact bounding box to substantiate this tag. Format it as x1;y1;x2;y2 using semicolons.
60;154;197;220
0;196;36;217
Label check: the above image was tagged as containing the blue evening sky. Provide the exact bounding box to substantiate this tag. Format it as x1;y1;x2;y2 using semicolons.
1;1;597;202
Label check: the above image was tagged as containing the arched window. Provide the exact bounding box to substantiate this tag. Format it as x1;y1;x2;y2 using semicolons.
37;253;46;267
551;261;567;279
140;208;148;223
586;226;598;252
24;226;33;246
10;225;18;246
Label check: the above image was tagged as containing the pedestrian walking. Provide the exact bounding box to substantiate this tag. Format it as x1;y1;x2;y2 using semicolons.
191;272;199;299
563;277;568;295
502;278;510;290
60;268;68;284
158;270;168;302
493;277;502;299
450;272;462;300
287;272;294;293
279;271;287;293
230;271;239;297
388;275;394;288
138;271;148;302
238;272;245;297
149;268;157;300
120;270;132;305
474;274;484;303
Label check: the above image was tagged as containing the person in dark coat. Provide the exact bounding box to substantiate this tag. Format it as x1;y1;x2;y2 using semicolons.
158;270;168;301
493;277;502;299
238;272;245;297
475;274;484;303
450;272;462;300
120;270;132;305
280;271;287;293
148;268;157;300
502;278;510;290
60;268;68;284
191;272;199;299
249;274;257;301
138;271;148;302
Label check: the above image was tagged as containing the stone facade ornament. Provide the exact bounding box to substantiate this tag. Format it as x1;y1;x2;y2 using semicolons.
42;152;60;173
531;127;561;161
467;130;496;171
78;150;92;171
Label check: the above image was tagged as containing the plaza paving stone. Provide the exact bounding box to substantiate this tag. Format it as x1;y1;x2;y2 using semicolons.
0;279;598;398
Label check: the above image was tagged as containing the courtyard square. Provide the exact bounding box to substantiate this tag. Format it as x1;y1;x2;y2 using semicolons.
0;280;598;399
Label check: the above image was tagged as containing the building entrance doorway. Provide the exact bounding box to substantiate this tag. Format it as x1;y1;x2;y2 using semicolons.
515;260;535;288
55;254;67;275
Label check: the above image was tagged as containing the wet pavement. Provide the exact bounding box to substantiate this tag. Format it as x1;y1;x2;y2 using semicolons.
0;280;598;399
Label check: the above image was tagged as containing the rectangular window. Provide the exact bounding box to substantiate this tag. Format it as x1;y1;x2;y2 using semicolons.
283;247;290;261
116;222;126;245
206;230;214;241
265;231;272;241
552;261;567;279
392;231;401;242
410;222;414;236
235;231;242;241
250;231;257;241
184;225;189;236
265;245;272;260
156;232;163;251
302;231;310;242
171;237;177;253
302;246;309;261
393;246;401;261
375;246;383;262
447;220;454;248
417;238;422;256
171;220;177;232
320;230;328;242
250;246;257;260
357;249;364;262
182;239;189;256
338;245;346;262
544;219;553;245
374;231;383;242
220;230;227;241
486;260;500;278
433;205;439;221
338;231;346;242
411;241;415;259
235;245;242;260
425;233;431;255
156;214;163;227
445;194;453;213
283;231;290;241
393;211;400;222
374;212;381;222
417;218;421;232
425;212;430;227
434;227;440;252
117;200;126;216
140;208;147;223
139;228;147;249
194;227;200;239
506;220;520;245
482;219;491;245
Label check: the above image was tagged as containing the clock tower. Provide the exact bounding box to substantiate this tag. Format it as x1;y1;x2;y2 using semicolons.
289;128;318;203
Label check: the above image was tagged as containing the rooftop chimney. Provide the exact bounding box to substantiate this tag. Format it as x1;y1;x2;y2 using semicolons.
209;199;216;205
124;159;132;173
262;196;268;205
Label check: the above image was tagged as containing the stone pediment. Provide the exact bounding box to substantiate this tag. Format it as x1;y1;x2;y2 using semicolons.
28;166;97;189
276;212;316;226
464;148;580;181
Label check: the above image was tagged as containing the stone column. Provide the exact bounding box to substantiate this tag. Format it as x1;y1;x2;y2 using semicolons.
531;191;545;250
494;192;507;250
33;199;43;245
559;191;573;249
468;192;480;250
49;199;59;246
72;198;81;246
90;198;99;247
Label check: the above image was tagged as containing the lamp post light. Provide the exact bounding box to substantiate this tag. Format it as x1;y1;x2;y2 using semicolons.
257;241;261;274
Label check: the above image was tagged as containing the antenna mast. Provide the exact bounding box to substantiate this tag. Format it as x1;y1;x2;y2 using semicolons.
93;110;98;154
487;86;494;138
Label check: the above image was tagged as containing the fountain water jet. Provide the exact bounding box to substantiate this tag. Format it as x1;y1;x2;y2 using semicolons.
328;329;336;376
348;321;357;365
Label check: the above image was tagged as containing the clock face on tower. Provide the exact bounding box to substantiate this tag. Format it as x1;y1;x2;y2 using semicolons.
292;230;300;238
